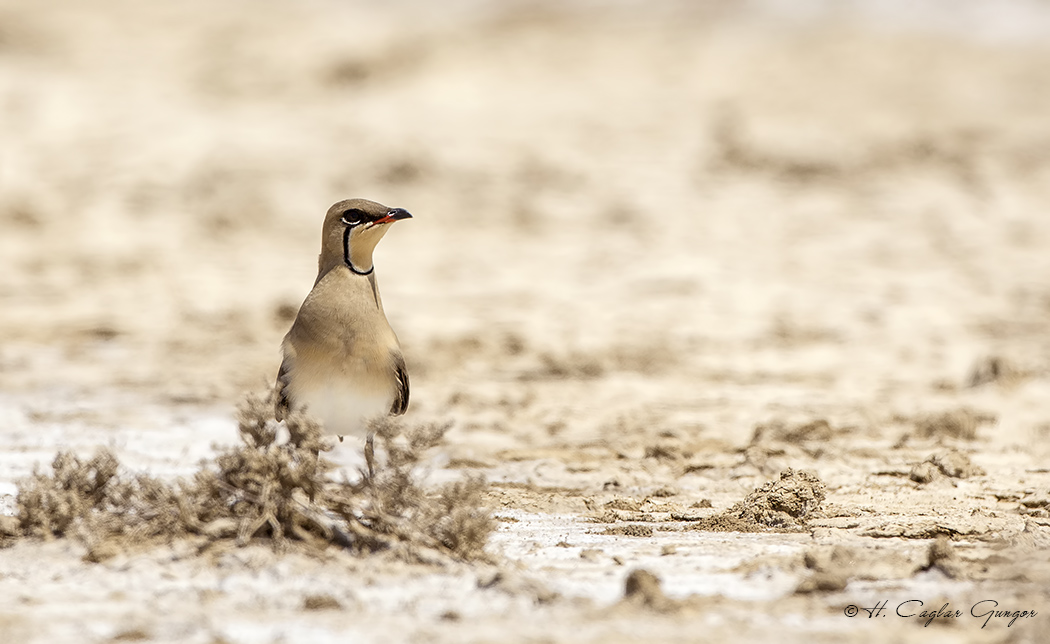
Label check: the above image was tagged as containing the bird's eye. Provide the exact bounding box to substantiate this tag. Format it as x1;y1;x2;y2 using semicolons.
340;209;365;226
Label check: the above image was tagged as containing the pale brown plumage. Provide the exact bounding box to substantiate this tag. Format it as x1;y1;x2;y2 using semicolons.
275;198;411;439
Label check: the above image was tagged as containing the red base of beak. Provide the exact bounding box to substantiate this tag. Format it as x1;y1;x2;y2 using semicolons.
372;208;413;225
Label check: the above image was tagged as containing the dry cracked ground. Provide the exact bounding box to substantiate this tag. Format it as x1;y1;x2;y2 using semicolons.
1;1;1050;643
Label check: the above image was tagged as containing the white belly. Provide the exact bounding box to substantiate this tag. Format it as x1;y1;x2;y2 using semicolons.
296;381;391;439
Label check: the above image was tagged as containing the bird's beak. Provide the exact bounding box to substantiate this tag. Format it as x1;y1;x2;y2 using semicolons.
370;208;413;226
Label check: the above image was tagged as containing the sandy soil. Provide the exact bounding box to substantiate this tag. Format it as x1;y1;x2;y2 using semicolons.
2;1;1050;642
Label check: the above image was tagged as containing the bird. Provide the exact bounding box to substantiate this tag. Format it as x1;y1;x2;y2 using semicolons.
274;198;412;473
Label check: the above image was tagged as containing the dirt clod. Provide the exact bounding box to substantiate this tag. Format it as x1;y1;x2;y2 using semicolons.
922;535;964;579
930;450;983;478
623;569;677;612
910;449;984;483
690;469;826;533
967;356;1022;388
604;498;642;512
302;594;343;611
604;524;654;537
649;486;678;498
909;462;940;484
795;571;849;594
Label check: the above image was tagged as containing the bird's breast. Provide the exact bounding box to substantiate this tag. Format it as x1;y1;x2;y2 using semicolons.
281;266;401;437
290;374;393;438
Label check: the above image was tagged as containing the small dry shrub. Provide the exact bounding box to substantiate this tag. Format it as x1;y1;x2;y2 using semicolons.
329;416;494;560
421;478;493;560
16;449;187;548
7;391;495;561
17;450;120;539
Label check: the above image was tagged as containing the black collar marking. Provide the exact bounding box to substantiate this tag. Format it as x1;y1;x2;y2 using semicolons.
343;226;373;275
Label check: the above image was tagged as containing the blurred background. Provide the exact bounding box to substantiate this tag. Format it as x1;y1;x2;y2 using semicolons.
1;0;1049;454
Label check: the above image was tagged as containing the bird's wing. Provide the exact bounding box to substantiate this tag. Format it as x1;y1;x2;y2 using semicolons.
274;345;295;422
390;350;410;416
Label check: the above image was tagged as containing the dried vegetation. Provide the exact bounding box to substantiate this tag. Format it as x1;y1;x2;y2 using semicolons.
2;392;494;561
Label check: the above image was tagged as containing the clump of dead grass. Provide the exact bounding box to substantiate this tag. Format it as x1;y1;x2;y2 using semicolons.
5;391;495;561
14;449;190;553
328;416;494;559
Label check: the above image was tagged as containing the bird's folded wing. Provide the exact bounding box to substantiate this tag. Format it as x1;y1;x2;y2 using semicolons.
274;351;294;422
390;351;410;416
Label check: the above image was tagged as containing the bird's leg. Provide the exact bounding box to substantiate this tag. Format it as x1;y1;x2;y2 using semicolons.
365;432;375;481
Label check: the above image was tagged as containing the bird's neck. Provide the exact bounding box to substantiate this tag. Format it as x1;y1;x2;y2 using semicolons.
343;227;375;275
312;263;383;310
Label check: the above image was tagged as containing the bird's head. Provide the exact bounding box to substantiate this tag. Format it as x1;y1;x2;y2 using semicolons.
318;198;412;277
